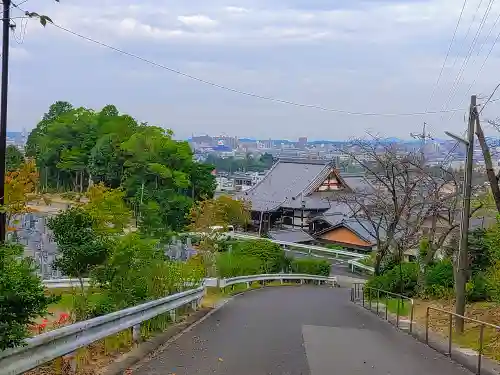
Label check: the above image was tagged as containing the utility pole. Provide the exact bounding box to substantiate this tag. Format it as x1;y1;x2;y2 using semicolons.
410;122;433;162
0;0;11;243
455;95;476;333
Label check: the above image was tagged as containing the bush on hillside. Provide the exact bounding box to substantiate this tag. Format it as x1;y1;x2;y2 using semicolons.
1;243;59;349
379;254;400;275
216;252;263;278
466;272;491;302
291;258;330;277
233;240;286;273
426;259;454;288
366;262;419;297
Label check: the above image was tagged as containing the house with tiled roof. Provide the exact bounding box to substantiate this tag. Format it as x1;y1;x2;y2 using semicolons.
238;158;373;238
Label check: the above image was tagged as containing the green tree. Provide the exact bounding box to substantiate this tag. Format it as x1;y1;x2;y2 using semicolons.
0;243;57;350
6;145;24;172
189;163;216;201
84;184;132;235
48;207;109;293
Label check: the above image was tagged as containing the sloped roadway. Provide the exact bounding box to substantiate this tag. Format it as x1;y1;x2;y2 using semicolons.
133;286;472;375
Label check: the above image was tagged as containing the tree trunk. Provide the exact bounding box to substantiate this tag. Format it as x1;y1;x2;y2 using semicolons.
80;170;84;193
374;251;384;276
476;119;500;212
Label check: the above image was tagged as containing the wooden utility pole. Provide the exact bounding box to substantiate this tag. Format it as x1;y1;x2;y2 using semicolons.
455;95;476;333
0;0;11;243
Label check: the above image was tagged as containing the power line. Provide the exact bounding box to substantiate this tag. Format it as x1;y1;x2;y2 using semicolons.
441;0;496;114
479;82;500;114
425;0;469;111
30;20;464;117
449;9;500;120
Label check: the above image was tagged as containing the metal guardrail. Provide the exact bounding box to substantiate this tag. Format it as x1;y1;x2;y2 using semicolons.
42;278;90;289
230;232;368;259
351;283;414;333
0;287;205;375
42;278;219;289
220;273;338;288
426;306;500;375
347;259;375;274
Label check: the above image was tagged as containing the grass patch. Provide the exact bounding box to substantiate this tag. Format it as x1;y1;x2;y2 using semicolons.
366;297;411;316
413;300;500;361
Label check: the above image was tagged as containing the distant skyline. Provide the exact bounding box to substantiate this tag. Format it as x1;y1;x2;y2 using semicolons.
6;0;500;140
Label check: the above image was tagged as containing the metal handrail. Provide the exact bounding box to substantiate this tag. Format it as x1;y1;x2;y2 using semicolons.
220;273;337;288
351;283;415;333
347;259;375;274
426;306;500;375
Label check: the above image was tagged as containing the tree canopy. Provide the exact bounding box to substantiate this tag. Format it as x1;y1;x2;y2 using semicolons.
27;101;216;235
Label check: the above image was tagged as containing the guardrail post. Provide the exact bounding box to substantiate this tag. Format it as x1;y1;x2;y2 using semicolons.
246;282;250;289
170;309;177;323
63;352;77;374
191;300;198;311
300;279;304;285
362;287;365;307
280;278;284;285
132;324;141;344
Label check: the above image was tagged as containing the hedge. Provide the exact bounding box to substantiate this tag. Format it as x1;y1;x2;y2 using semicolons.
291;258;330;277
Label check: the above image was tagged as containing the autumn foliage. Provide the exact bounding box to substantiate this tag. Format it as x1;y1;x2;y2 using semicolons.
4;159;40;225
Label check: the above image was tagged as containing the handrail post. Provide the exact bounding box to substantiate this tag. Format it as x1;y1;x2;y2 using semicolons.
410;301;414;333
376;289;380;315
362;286;365;307
425;307;429;344
448;313;453;357
478;324;484;375
385;292;389;321
396;297;400;328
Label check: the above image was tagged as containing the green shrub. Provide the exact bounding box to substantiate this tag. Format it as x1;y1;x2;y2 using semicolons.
291;258;330;276
216;253;262;278
0;243;59;349
426;259;454;289
467;272;491;302
366;262;418;297
233;240;286;273
379;254;400;275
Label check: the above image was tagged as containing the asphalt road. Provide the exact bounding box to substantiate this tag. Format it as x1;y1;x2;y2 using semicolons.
133;287;472;375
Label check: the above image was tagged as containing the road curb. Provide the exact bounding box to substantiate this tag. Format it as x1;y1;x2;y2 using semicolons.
101;305;220;375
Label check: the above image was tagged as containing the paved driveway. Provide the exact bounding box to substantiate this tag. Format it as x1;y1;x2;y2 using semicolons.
133;286;472;375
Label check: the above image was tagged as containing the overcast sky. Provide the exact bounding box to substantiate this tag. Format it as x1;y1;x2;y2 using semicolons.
6;0;500;140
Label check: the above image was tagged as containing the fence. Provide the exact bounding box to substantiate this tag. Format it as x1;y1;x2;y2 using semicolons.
426;307;500;375
351;283;414;333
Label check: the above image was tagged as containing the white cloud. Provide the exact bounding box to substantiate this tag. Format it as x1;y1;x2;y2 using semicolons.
178;14;219;28
8;0;500;140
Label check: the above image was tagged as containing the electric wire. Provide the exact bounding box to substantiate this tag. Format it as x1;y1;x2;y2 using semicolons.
441;0;496;115
425;0;469;111
6;1;466;118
